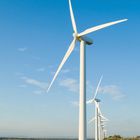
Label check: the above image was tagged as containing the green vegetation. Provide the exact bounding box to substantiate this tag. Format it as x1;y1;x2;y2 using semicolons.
104;135;140;140
0;136;139;140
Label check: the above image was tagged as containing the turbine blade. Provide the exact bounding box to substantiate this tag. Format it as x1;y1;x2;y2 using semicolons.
88;117;96;124
93;75;103;99
100;115;109;121
101;122;107;126
96;104;109;121
78;19;128;36
68;0;77;33
101;119;108;122
86;99;94;104
47;38;76;92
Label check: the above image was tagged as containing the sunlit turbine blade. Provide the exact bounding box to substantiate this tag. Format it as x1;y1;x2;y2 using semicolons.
86;99;94;104
101;122;107;126
78;19;128;37
100;115;109;121
97;106;108;121
95;103;109;121
102;125;105;128
101;123;105;126
101;118;109;122
47;38;77;92
69;0;77;33
89;117;96;124
93;75;103;99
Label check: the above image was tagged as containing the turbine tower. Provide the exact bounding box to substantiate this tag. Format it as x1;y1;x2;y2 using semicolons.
100;110;109;140
47;1;127;140
87;76;108;140
88;99;108;140
96;100;108;140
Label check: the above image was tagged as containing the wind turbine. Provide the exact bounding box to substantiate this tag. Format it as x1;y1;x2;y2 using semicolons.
100;119;108;140
103;129;107;139
97;102;109;140
47;0;128;140
88;101;108;140
100;124;107;140
87;76;108;140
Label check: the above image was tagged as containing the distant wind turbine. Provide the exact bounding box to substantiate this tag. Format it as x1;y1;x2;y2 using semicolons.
47;0;127;140
87;76;108;140
89;111;108;140
87;76;103;140
97;100;109;140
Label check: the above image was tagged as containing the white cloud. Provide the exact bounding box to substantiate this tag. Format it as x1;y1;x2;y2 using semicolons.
36;68;46;72
61;69;70;74
86;80;94;93
51;68;70;76
33;90;45;95
50;71;55;76
48;64;56;69
58;78;94;94
21;76;48;91
59;77;125;101
59;78;79;93
15;72;24;76
99;85;125;100
18;47;27;52
32;56;41;60
70;101;79;107
18;84;28;88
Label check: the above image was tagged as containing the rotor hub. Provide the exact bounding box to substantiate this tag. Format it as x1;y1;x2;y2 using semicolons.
95;98;101;102
73;33;78;38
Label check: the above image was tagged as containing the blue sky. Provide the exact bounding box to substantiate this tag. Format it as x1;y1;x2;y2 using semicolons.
0;0;140;138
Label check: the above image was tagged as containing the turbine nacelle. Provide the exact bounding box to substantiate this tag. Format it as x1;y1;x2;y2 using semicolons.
95;98;101;103
73;33;93;45
78;36;93;45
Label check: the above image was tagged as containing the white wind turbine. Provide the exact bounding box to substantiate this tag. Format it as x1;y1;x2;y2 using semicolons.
100;124;107;139
99;118;108;140
88;101;108;140
89;112;108;140
87;76;108;140
103;129;107;139
47;0;127;140
98;102;109;140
